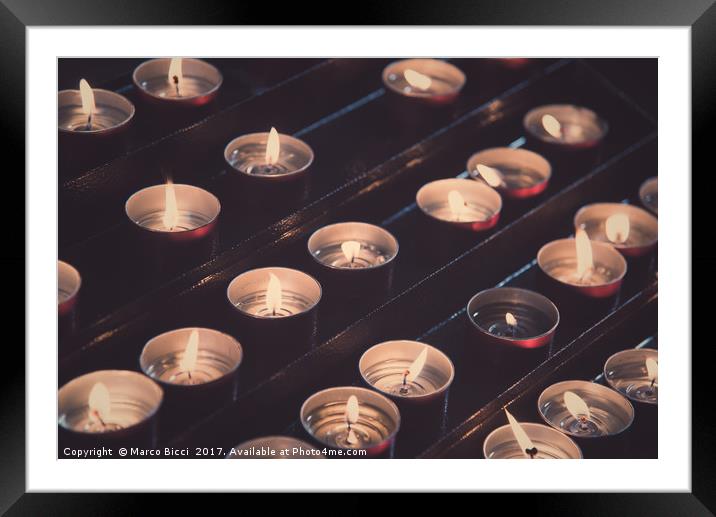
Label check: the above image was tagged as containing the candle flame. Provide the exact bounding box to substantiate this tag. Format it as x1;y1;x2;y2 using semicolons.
404;68;432;90
179;329;199;373
575;228;594;280
505;409;536;458
168;57;183;87
506;312;517;326
265;127;280;165
605;213;630;244
79;78;96;116
346;395;359;425
564;390;591;421
448;190;466;221
646;357;658;384
476;164;504;188
341;241;361;263
405;346;429;383
265;272;282;315
162;180;179;231
542;114;562;139
88;382;110;423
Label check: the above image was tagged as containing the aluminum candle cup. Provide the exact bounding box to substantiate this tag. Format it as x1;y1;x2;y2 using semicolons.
133;58;222;106
58;260;81;318
467;288;559;350
58;88;135;136
639;177;658;215
575;203;658;258
307;222;399;296
537;238;627;299
467;147;552;199
604;348;658;405
382;59;466;105
227;436;325;459
483;422;582;459
416;178;502;232
225;131;314;183
524;104;608;150
300;386;401;458
58;370;163;454
140;328;243;425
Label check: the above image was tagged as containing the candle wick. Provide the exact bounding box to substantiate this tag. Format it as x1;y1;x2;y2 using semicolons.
402;369;409;386
650;378;655;388
526;447;538;459
173;75;180;96
92;409;106;428
85;112;93;131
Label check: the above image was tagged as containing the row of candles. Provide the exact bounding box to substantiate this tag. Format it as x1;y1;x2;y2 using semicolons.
58;57;659;457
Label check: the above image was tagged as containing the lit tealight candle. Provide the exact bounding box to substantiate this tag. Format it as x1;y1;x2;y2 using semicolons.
308;222;399;270
133;57;223;106
382;59;466;104
524;104;608;148
416;178;502;231
58;79;135;135
603;348;658;404
574;203;658;257
467;147;552;199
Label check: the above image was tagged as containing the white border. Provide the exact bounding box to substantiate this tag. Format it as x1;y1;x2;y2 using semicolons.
28;27;690;491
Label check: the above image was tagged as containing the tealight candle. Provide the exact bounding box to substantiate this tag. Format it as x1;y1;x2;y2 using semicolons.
58;260;81;317
483;410;582;459
58;370;163;451
226;436;325;459
524;104;608;149
467;287;559;349
416;178;502;231
300;386;401;458
133;58;222;106
224;127;314;182
574;203;658;257
639;177;658;215
538;380;634;438
382;59;466;105
58;79;135;135
604;348;658;404
467;147;552;199
537;229;627;298
125;182;221;242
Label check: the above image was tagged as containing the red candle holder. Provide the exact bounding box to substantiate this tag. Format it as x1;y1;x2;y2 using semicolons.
133;58;222;107
416;178;502;232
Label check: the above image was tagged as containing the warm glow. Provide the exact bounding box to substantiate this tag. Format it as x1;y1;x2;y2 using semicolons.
404;69;432;90
575;228;594;280
179;329;199;373
88;382;111;423
564;391;591;420
646;357;658;383
168;57;183;87
346;395;359;424
476;164;504;188
605;213;630;244
162;180;179;231
265;127;280;165
405;347;429;383
542;114;562;139
448;190;466;220
79;78;96;116
505;409;536;458
506;312;517;327
341;241;361;263
265;273;282;315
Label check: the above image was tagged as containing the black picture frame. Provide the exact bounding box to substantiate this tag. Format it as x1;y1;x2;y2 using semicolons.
2;0;708;512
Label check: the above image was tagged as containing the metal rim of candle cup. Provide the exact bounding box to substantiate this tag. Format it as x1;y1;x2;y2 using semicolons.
537;238;628;298
639;177;658;215
603;348;658;405
483;422;583;459
416;178;502;231
226;436;325;458
523;104;608;148
226;266;322;321
307;222;399;272
224;132;315;182
381;59;466;103
58;88;135;135
358;340;455;402
466;287;560;349
537;380;635;438
58;260;82;316
467;147;552;199
139;327;244;389
574;203;658;257
125;183;221;241
58;370;164;435
132;58;223;105
300;386;401;453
